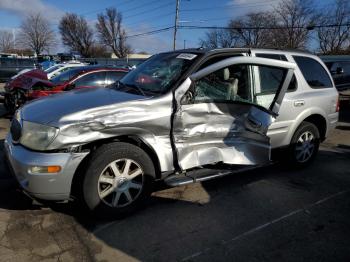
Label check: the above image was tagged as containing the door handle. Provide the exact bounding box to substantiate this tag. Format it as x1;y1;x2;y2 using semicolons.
294;100;305;107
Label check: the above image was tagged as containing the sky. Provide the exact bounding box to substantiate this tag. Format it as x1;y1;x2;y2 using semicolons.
0;0;334;54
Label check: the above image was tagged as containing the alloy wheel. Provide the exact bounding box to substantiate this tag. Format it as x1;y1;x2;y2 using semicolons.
295;131;315;163
97;158;144;208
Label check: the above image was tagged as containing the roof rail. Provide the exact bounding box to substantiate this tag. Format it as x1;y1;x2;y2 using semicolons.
254;47;312;54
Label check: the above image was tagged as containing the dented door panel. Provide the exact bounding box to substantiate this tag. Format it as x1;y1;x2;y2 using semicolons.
173;102;273;170
173;56;296;170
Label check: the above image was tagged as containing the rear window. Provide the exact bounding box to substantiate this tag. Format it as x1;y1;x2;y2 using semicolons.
293;56;333;88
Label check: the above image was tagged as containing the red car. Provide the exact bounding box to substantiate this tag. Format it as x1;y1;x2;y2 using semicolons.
4;66;129;113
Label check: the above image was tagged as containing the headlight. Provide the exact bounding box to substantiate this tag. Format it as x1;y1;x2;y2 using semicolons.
20;121;59;151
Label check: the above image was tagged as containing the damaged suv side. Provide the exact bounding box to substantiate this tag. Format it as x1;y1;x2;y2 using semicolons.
4;49;335;216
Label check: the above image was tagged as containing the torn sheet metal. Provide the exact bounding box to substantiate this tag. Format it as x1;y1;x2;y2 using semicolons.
173;100;274;170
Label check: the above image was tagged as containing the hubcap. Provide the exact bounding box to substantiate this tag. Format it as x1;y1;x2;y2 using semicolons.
97;158;144;208
295;131;315;163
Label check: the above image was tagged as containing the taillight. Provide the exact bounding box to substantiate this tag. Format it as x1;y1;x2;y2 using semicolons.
336;96;340;112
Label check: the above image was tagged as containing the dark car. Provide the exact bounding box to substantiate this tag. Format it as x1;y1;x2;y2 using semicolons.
4;66;129;113
0;58;37;82
321;55;350;91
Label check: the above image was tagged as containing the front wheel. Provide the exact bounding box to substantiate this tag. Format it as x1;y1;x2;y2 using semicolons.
82;142;155;217
288;121;320;167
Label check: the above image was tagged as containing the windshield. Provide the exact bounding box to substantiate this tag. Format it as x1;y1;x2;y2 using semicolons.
45;65;62;73
50;67;84;85
119;52;200;95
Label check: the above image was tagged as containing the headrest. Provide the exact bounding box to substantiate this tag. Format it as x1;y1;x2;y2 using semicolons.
215;68;230;80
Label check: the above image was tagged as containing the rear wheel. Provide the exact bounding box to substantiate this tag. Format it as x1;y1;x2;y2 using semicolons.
82;142;155;217
288;121;320;167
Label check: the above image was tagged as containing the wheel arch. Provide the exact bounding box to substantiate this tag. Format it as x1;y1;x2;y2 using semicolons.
302;114;327;141
70;135;162;199
289;109;328;144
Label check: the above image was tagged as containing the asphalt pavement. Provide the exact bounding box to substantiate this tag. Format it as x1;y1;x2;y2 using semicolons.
0;101;349;261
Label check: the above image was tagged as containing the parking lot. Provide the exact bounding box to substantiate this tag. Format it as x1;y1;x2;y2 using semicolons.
0;83;348;262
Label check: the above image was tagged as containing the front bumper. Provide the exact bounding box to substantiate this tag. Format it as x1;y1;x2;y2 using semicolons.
4;134;89;201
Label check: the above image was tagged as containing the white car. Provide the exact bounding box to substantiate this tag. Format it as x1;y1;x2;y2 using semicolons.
45;61;87;79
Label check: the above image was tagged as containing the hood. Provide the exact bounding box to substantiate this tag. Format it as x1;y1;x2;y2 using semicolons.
9;70;50;90
21;87;144;125
22;69;48;80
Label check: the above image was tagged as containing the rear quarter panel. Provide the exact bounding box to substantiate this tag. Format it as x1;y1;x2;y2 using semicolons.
267;53;339;148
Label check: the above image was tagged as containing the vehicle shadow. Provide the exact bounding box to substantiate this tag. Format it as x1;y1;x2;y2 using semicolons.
0;105;349;260
1;137;350;260
339;102;350;123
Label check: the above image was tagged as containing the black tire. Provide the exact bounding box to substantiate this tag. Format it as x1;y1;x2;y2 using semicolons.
82;142;155;218
288;121;320;167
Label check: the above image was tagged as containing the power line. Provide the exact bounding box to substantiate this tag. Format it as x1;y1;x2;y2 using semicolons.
180;0;279;12
124;1;174;19
80;0;139;16
126;26;174;39
178;23;350;31
125;11;175;27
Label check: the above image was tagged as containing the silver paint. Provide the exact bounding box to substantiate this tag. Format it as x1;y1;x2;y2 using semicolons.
18;56;295;174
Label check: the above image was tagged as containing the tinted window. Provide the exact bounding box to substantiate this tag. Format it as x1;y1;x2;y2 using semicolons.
51;67;84;85
45;65;62;73
293;56;333;88
74;71;106;87
256;53;296;91
106;71;127;85
258;66;285;94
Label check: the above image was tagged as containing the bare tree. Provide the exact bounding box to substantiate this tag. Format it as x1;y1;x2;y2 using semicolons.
0;30;15;52
273;0;315;49
59;13;94;57
18;13;55;55
316;0;350;54
229;12;275;48
199;28;238;48
90;44;109;58
96;8;132;58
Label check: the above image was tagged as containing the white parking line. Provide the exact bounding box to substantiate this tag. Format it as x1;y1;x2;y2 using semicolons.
181;190;350;261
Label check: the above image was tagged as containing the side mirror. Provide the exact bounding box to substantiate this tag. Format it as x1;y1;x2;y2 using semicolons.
331;67;344;75
336;67;344;75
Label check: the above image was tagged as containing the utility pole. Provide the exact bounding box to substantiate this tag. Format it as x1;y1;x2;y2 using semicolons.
183;39;186;49
173;0;180;50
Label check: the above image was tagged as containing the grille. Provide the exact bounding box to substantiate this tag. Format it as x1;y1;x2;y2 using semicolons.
10;119;22;142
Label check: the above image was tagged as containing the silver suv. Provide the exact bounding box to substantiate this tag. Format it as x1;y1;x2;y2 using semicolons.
5;48;339;216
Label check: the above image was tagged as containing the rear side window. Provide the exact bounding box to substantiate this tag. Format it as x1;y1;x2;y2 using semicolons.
293;56;333;88
256;53;296;91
